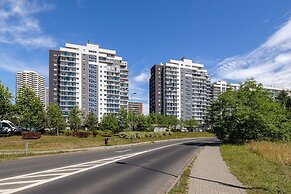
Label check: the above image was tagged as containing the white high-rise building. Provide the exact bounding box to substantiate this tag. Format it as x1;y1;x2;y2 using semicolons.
49;43;129;121
150;58;211;124
16;71;46;105
210;81;240;101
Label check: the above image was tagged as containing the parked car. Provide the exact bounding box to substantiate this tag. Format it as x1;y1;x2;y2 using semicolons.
0;122;13;134
0;120;26;135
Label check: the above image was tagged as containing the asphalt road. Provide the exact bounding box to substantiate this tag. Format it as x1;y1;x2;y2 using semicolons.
0;137;218;194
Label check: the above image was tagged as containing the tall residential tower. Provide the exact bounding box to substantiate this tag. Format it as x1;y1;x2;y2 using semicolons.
149;58;211;124
16;70;46;105
49;43;129;121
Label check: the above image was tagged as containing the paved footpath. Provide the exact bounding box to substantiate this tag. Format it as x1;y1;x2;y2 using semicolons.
188;145;247;194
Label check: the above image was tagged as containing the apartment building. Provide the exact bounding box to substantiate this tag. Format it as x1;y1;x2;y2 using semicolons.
150;58;211;124
210;80;285;100
49;43;129;121
128;102;143;114
16;71;46;105
210;80;239;101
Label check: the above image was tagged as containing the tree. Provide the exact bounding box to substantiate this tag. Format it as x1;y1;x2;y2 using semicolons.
68;106;82;131
136;114;149;131
47;104;66;135
207;79;290;143
276;90;291;109
84;112;98;131
117;108;129;131
16;85;46;130
99;113;119;133
0;81;13;120
184;118;198;130
128;112;138;130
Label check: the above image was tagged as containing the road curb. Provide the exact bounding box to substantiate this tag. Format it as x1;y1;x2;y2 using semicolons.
166;147;203;193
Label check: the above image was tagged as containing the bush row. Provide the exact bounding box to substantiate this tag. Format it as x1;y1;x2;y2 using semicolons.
62;130;113;138
119;131;173;139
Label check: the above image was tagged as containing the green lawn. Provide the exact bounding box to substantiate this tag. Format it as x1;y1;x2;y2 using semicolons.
221;143;291;194
0;132;214;160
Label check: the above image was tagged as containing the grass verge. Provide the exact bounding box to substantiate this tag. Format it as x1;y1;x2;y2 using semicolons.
168;156;196;194
221;142;291;194
0;132;214;161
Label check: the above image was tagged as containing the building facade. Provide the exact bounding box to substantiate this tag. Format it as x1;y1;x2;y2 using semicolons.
210;80;240;101
149;58;211;124
210;80;286;100
49;43;129;121
16;70;46;105
128;102;143;114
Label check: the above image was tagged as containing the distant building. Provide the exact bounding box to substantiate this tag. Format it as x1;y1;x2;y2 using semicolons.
263;85;284;98
16;70;45;105
45;87;49;107
49;42;129;121
210;81;239;101
128;102;143;114
149;58;211;124
210;80;286;101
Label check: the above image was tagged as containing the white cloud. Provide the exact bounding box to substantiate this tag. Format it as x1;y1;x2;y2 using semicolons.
133;71;150;83
0;0;56;48
216;19;291;89
0;53;48;77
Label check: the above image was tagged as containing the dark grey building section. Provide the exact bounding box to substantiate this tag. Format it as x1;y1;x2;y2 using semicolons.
49;50;61;105
180;68;192;120
149;65;164;114
82;54;89;115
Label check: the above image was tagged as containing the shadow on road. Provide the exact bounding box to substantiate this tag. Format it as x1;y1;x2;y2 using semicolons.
181;140;221;147
116;161;178;178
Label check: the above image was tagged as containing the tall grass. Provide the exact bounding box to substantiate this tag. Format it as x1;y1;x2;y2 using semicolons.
246;141;291;166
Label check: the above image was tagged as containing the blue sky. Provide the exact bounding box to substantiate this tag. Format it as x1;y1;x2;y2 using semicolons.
1;0;291;113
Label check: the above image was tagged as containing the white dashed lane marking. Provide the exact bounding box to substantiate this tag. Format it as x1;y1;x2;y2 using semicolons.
0;141;185;194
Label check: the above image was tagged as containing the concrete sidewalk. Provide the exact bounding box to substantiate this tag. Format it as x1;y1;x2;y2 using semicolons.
188;145;247;194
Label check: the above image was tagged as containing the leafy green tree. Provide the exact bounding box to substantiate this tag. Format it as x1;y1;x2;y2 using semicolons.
207;79;290;143
276;90;291;109
84;112;98;131
16;85;46;130
117;108;129;131
128;112;138;130
99;113;119;133
68;106;82;131
147;113;158;126
136;114;149;131
47;104;66;135
184;118;198;130
0;81;13;120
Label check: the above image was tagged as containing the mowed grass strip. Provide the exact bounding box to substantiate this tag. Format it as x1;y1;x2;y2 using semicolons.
168;157;196;194
221;142;291;194
0;132;214;160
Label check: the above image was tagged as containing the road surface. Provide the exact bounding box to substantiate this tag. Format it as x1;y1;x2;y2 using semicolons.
0;137;217;194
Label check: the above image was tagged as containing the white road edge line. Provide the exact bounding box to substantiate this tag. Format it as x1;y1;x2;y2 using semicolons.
0;140;190;194
116;149;132;153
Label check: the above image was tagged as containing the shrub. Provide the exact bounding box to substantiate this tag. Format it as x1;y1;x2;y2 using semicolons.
74;130;91;138
92;130;98;137
63;130;72;136
118;131;172;139
100;130;112;137
22;131;41;139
